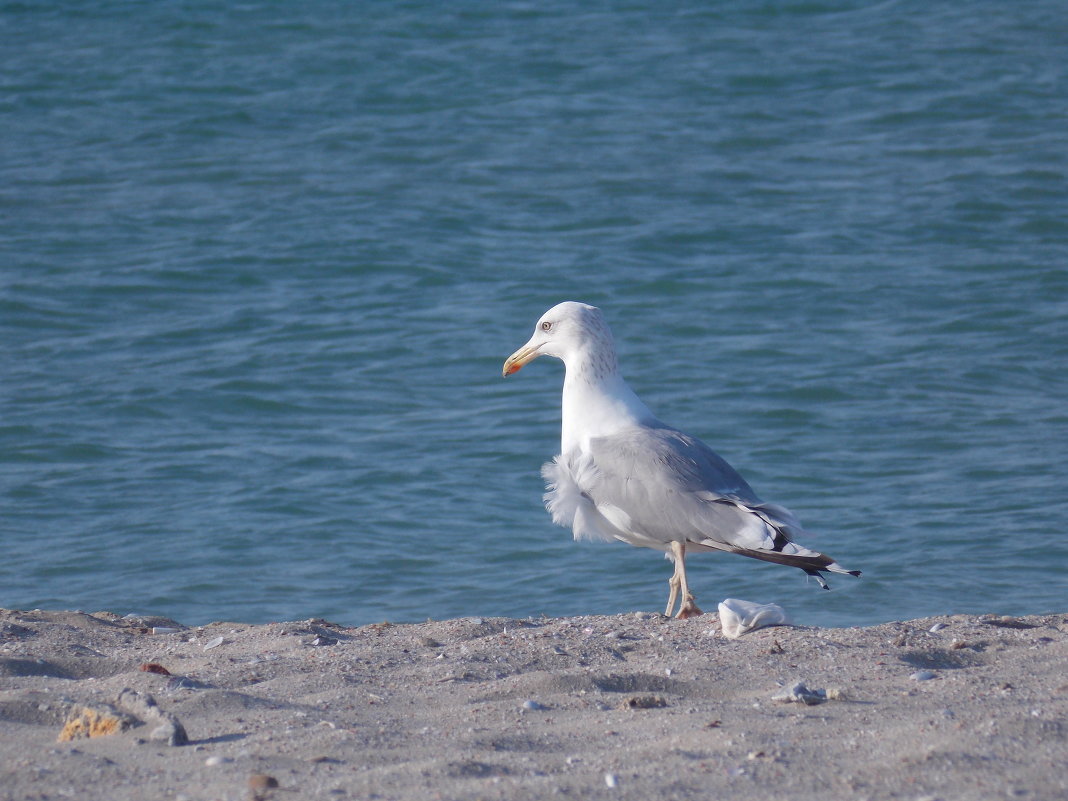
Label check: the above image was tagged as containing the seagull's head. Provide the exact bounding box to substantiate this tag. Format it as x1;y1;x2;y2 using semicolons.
503;301;616;377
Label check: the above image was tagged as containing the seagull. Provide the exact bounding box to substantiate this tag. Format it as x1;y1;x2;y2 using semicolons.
503;301;860;619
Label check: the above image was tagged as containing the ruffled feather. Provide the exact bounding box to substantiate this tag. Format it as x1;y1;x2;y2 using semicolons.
541;454;619;543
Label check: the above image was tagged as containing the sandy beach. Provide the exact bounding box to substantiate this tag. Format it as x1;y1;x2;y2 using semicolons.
1;607;1065;801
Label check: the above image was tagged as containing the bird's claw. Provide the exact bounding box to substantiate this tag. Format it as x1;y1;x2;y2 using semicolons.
675;596;703;619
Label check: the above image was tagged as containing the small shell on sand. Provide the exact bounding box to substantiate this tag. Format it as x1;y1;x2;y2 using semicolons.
772;682;828;705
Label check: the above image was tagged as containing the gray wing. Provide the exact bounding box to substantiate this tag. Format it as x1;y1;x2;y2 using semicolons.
581;424;807;552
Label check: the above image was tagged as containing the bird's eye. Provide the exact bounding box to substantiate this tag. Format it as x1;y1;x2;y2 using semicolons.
540;321;552;332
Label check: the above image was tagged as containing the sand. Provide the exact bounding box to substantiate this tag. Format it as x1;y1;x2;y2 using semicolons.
1;607;1065;801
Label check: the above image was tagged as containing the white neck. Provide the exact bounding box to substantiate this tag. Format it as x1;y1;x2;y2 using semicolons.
560;360;655;454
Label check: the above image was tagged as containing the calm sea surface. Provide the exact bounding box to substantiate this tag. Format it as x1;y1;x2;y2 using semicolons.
2;1;1066;628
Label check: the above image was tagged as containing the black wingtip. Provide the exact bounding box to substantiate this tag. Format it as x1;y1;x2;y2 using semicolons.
803;568;831;590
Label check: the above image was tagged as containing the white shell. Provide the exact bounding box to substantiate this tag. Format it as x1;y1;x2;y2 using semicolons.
718;598;791;639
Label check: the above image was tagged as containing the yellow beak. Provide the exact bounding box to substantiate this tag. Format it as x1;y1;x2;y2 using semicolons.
502;343;540;377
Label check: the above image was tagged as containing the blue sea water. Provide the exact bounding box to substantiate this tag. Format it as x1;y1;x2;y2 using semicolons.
2;1;1066;629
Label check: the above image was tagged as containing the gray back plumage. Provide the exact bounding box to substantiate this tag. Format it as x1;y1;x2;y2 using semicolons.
582;424;804;551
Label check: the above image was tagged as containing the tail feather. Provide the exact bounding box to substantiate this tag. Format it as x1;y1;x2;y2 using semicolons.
697;536;861;587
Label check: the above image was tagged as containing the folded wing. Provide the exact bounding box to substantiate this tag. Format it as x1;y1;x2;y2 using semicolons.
543;425;859;581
